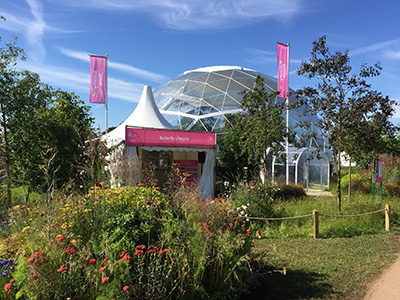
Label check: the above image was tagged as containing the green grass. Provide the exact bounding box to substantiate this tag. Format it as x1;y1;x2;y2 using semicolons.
244;231;400;300
255;193;400;238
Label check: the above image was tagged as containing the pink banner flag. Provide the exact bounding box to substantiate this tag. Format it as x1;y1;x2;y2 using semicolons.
90;55;107;104
125;127;216;148
277;42;289;99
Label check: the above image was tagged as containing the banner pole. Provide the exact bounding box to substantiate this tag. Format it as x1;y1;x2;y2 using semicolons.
286;43;290;186
372;159;376;202
105;54;109;133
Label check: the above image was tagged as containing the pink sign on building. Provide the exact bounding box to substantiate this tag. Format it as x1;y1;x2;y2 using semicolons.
125;127;216;148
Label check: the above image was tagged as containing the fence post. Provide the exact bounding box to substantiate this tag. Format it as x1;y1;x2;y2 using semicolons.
313;209;319;239
385;204;391;231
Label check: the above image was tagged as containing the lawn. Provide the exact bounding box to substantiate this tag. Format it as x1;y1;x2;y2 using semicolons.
244;231;400;299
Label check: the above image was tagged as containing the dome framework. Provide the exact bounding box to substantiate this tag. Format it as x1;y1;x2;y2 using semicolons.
153;66;325;147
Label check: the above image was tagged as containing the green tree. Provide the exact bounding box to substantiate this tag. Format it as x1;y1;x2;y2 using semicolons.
296;36;397;210
10;86;95;191
217;114;260;185
0;29;26;207
238;75;289;182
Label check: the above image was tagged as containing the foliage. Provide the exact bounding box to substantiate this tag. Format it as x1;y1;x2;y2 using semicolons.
296;35;397;210
238;75;289;181
0;32;26;207
217;114;260;185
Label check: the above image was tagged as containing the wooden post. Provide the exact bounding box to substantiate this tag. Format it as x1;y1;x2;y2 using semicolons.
313;209;319;239
385;204;391;231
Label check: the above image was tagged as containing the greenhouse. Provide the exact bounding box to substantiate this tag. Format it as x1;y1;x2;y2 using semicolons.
152;66;332;189
272;147;330;189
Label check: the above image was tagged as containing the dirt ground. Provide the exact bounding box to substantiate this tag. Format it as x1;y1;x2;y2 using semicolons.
305;189;333;197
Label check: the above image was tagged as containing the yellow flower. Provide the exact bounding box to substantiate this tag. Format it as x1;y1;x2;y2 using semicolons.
61;223;68;229
70;239;76;244
22;226;30;232
282;268;287;275
14;205;20;210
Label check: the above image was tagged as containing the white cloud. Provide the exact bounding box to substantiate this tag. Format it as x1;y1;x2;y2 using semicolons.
57;0;304;30
59;48;169;83
350;38;400;57
18;60;144;103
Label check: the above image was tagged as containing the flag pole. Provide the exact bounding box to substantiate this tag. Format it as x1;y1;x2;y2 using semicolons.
105;54;109;133
286;43;290;185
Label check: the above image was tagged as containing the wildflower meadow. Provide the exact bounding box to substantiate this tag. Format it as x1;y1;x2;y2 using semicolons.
0;172;258;300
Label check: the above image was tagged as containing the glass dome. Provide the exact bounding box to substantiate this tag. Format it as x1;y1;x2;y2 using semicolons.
153;66;326;147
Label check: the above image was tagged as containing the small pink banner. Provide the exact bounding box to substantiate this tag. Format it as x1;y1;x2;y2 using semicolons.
90;55;107;104
375;158;383;183
277;42;289;99
125;127;216;148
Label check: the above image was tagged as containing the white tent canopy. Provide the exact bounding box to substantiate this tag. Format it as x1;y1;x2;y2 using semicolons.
103;85;215;198
103;85;173;147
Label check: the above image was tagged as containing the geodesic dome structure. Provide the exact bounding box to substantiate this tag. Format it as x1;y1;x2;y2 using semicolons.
152;66;331;188
153;66;325;147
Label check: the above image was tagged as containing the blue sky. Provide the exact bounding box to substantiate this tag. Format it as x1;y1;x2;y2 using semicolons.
1;0;400;130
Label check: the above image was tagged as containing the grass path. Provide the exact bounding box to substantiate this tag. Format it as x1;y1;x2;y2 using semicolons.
243;230;400;299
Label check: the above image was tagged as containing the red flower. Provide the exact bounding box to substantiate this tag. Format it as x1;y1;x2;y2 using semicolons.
101;277;110;284
120;250;128;257
4;282;12;294
197;222;203;227
99;267;106;272
64;249;76;254
87;259;96;265
134;249;144;256
67;243;74;247
103;258;109;263
57;265;68;272
123;286;130;292
136;245;146;249
246;229;252;236
56;237;65;242
32;275;39;279
9;279;15;283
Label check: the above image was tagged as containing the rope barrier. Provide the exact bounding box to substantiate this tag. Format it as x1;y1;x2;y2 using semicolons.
239;207;397;222
240;214;313;221
319;209;385;218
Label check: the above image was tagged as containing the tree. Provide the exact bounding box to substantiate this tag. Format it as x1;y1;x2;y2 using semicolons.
0;30;26;207
217;114;260;185
296;36;397;210
238;75;289;183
